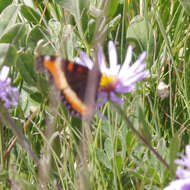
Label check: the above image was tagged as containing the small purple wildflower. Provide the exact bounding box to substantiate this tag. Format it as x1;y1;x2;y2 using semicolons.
164;145;190;190
0;66;19;108
75;41;149;106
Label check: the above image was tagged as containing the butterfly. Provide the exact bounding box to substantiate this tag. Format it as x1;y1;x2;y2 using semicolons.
36;55;101;118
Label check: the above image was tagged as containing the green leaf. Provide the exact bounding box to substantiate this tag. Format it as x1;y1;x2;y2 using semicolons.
30;91;43;104
179;0;190;16
61;24;76;59
21;5;41;25
0;24;27;47
104;138;114;160
0;0;13;14
79;0;90;12
120;125;127;161
34;38;55;56
138;106;152;144
19;85;41;117
19;90;29;117
0;43;17;67
96;14;121;41
96;148;112;169
55;0;89;16
169;134;179;176
54;0;77;16
101;120;111;137
116;156;123;172
0;4;19;38
126;131;135;148
27;25;47;50
87;19;96;43
0;170;8;180
18;178;36;190
157;138;167;158
108;0;120;18
36;73;50;96
48;19;61;45
16;53;37;85
126;15;154;63
54;0;89;39
106;14;121;33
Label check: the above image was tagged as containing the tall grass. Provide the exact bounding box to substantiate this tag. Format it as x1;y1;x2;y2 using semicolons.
0;0;189;189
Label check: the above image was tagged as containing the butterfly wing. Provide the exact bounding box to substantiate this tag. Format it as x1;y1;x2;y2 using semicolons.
36;56;101;118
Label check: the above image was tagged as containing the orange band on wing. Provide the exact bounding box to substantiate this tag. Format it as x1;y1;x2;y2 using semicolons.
63;88;89;115
43;58;68;89
43;58;89;115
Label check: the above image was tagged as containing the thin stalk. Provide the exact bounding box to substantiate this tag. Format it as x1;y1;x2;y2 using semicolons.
112;102;169;169
0;123;4;169
0;106;39;165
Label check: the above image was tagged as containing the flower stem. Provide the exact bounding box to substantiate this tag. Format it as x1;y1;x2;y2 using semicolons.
112;102;169;169
0;122;4;169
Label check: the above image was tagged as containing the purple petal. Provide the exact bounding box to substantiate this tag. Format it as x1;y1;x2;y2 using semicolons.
98;46;109;74
0;66;19;108
0;80;19;108
123;46;133;67
108;41;119;74
134;63;146;73
119;53;148;84
97;110;107;120
182;183;190;190
175;151;190;170
79;51;94;70
125;52;146;74
97;92;108;107
119;46;133;78
185;145;190;159
110;92;124;105
136;51;146;64
74;57;87;67
142;70;150;78
164;179;190;190
122;71;149;86
115;85;135;93
0;66;9;81
127;55;146;74
119;64;145;82
176;167;190;179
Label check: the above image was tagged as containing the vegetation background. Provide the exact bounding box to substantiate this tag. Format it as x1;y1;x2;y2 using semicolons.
0;0;190;189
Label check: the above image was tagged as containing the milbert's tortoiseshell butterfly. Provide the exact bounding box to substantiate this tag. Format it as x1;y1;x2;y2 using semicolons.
36;55;101;118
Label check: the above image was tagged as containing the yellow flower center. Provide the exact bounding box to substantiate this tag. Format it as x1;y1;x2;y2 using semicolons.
100;75;116;87
99;74;118;92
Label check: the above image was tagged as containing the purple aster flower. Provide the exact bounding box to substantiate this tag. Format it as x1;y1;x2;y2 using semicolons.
75;41;149;106
164;145;190;190
97;41;149;106
0;66;19;108
164;179;190;190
